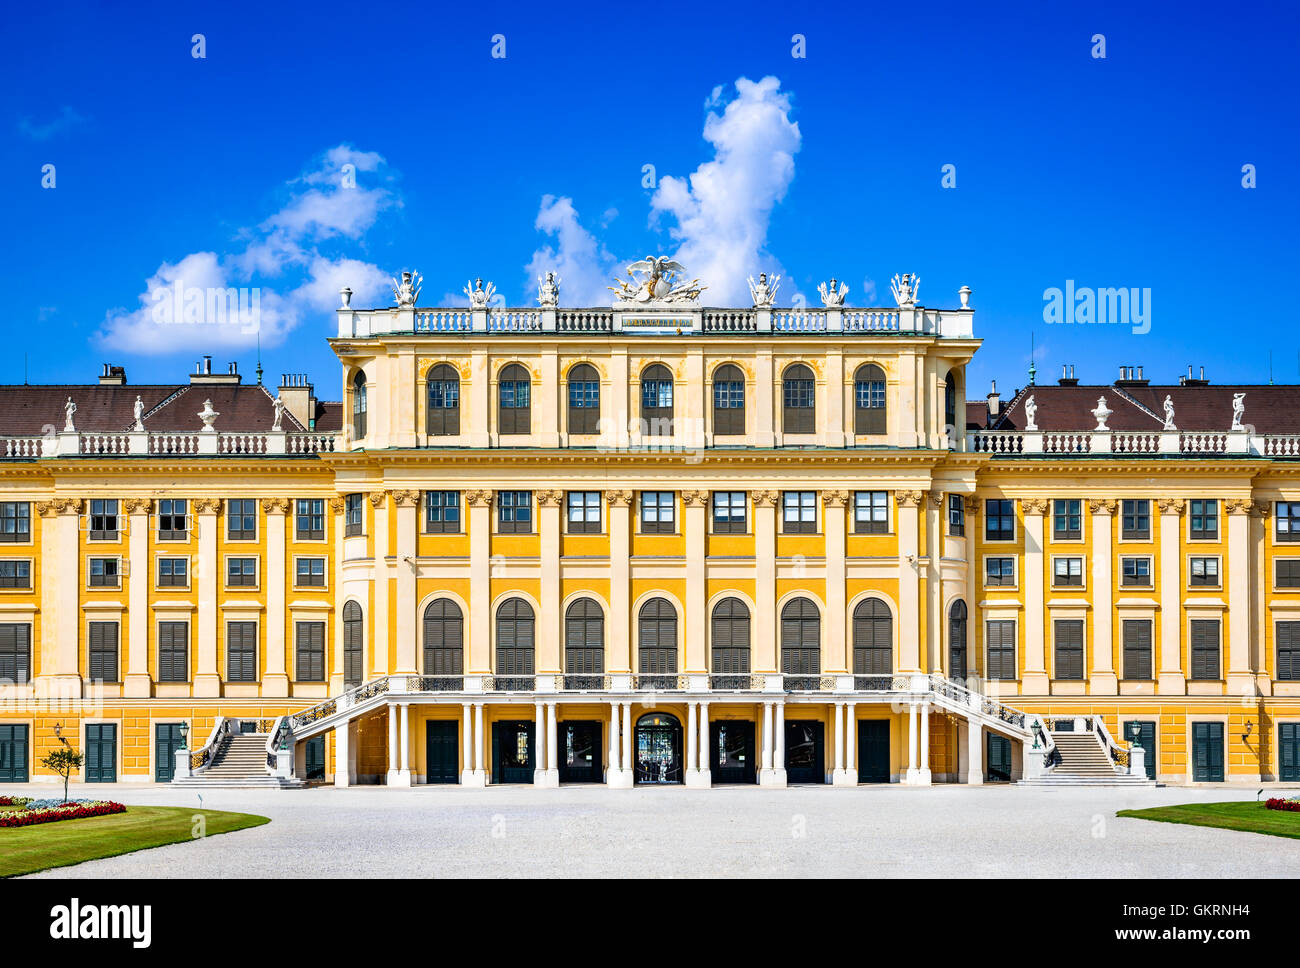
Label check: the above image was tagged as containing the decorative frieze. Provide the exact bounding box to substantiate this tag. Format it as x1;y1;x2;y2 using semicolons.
751;489;781;507
822;489;850;507
1021;498;1050;515
1088;499;1117;514
261;497;292;515
36;498;81;517
605;489;634;507
895;490;925;508
1157;497;1185;516
390;490;421;508
192;497;222;514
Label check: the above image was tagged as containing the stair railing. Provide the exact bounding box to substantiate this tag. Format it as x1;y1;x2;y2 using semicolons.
927;674;1032;735
265;716;292;775
289;676;392;731
1026;716;1060;769
1091;716;1131;774
190;717;230;774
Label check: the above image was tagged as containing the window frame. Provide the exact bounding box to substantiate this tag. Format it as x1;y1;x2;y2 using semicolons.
225;556;258;589
157;499;188;542
225;620;259;683
0;558;31;590
1051;555;1084;588
156;556;189;589
782;491;818;535
1120;499;1151;541
948;494;965;537
294;620;327;683
1120;555;1153;587
0;502;31;544
853;491;889;535
1189;618;1222;680
226;498;258;542
87;556;121;589
496;490;533;535
565;491;603;535
710;491;747;535
639;491;676;535
1189;555;1222;589
985;619;1018;681
983;555;1017;589
344;493;364;537
1052;499;1082;541
157;620;190;683
294;556;327;588
1189;499;1219;542
565;363;600;436
88;499;120;541
984;499;1016;542
295;498;326;542
1052;618;1086;681
424;491;462;535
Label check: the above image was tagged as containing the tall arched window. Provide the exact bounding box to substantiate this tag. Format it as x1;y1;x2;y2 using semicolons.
710;598;751;673
780;598;821;675
423;599;464;675
852;598;893;675
944;371;957;435
949;600;968;680
712;364;746;436
638;597;678;674
567;363;600;435
426;363;461;436
498;363;531;435
343;600;364;687
854;363;886;435
641;364;674;436
495;598;535;675
782;363;815;434
352;371;367;439
564;598;604;674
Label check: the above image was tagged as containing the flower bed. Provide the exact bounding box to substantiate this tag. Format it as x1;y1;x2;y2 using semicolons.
0;799;126;828
1264;797;1300;812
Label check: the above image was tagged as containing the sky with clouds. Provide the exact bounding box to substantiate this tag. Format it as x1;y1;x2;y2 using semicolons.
2;0;1298;398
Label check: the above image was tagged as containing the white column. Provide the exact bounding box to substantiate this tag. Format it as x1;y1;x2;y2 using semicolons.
967;720;983;785
897;494;922;672
774;702;787;780
394;493;418;674
1022;500;1049;692
1090;501;1117;692
824;494;849;672
539;493;562;675
686;702;698;782
460;702;474;784
762;702;774;770
1157;499;1186;693
369;494;390;677
394;702;411;785
333;723;351;788
123;500;151;697
607;493;632;677
533;701;547;786
1226;501;1255;695
607;702;620;781
684;492;708;676
916;701;932;785
844;701;857;784
621;703;633;782
760;701;785;787
754;493;778;675
545;702;559;784
467;494;492;674
905;703;921;784
194;500;220;696
832;702;850;785
473;703;485;780
697;702;711;786
386;703;399;783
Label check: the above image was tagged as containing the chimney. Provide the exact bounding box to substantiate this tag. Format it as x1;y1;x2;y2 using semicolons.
1058;364;1079;386
1116;364;1149;387
986;379;1000;420
190;358;242;385
278;373;317;429
1179;364;1209;387
98;363;127;386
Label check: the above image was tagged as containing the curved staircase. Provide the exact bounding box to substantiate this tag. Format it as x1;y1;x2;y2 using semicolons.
171;732;303;789
1020;729;1154;787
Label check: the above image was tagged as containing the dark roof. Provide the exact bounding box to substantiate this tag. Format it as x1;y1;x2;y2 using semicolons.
313;401;343;433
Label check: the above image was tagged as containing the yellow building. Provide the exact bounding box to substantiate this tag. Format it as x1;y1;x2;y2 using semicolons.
1;272;1296;788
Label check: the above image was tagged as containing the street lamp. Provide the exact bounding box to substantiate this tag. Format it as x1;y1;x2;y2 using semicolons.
178;721;189;749
1127;722;1143;751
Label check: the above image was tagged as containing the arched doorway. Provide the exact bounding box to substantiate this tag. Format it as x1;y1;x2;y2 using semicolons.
634;712;682;784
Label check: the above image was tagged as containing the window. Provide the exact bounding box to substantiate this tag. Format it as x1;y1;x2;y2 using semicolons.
712;364;745;436
89;557;119;588
711;598;750;674
158;621;189;683
88;499;119;540
423;599;463;675
343;601;363;688
0;560;30;589
227;499;257;541
639;491;675;534
0;623;31;684
426;363;461;436
295;557;326;587
344;494;363;536
425;491;461;534
564;598;604;674
853;364;886;435
1277;560;1300;589
1054;619;1085;680
852;598;892;674
948;495;965;536
157;499;187;540
1277;621;1300;681
782;363;815;434
944;371;957;433
295;621;326;682
88;621;119;683
566;492;602;534
853;491;888;535
157;558;188;587
1121;499;1151;540
783;491;817;534
711;492;747;534
1190;499;1218;540
1053;499;1082;540
498;363;531;435
227;557;256;587
985;557;1016;587
1053;557;1083;587
352;371;367;438
640;364;674;436
949;601;968;680
497;491;532;534
1190;556;1220;587
0;502;30;542
638;598;678;674
986;620;1017;680
985;499;1015;541
1122;619;1153;680
566;363;599;435
496;599;535;675
296;499;325;540
1121;557;1152;586
225;621;258;682
780;598;820;675
1190;619;1221;680
1277;502;1300;543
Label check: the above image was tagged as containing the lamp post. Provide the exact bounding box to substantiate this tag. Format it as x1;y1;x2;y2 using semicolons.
1128;721;1142;751
179;721;189;749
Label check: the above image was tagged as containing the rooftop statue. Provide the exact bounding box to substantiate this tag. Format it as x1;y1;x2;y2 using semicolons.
133;395;145;432
1162;395;1176;431
1023;394;1038;431
609;256;706;305
1232;392;1246;431
1092;395;1113;431
63;397;76;433
747;272;781;308
198;398;220;432
465;278;496;309
391;270;423;309
817;279;848;307
891;273;920;308
537;271;560;308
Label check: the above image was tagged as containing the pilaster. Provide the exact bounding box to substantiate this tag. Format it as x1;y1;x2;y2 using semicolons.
538;490;563;674
1225;499;1256;695
467;490;493;674
606;491;632;674
368;492;390;677
123;498;151;697
194;498;221;697
262;498;291;695
1156;498;1186;693
683;490;708;674
1089;499;1117;693
823;491;848;673
896;491;923;673
392;490;420;675
753;490;779;673
1021;499;1049;692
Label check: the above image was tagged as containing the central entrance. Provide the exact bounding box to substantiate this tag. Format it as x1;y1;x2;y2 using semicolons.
710;720;756;784
858;720;890;783
425;720;459;784
634;712;682;784
785;719;825;784
492;720;535;783
558;721;602;783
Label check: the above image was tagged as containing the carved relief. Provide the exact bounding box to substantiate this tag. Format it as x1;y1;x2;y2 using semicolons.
465;489;495;508
260;497;291;515
1156;497;1185;516
822;490;850;507
390;489;421;508
605;489;634;507
1225;498;1254;515
1088;499;1117;514
367;492;387;508
36;499;80;518
122;497;152;515
418;358;473;381
536;490;564;507
896;490;925;508
751;489;781;507
192;497;222;515
681;490;709;507
329;497;346;514
963;497;980;515
1021;499;1050;515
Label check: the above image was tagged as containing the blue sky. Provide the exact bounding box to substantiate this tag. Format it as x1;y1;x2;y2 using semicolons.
3;0;1297;401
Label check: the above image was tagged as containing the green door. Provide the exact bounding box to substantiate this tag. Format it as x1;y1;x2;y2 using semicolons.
0;724;28;782
85;724;117;783
710;721;756;784
558;721;602;783
858;720;890;783
492;721;535;783
1192;722;1224;782
154;723;185;782
1123;720;1157;781
425;721;459;784
1281;723;1300;782
305;735;325;780
987;733;1012;782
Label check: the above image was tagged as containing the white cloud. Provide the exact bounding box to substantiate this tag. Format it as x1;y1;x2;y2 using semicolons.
524;195;619;306
18;106;86;141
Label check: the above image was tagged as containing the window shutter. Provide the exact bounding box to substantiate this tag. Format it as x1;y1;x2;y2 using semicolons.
1122;620;1153;680
1279;622;1300;681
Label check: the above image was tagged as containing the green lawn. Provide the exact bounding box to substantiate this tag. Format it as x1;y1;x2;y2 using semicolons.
0;806;269;877
1117;801;1300;840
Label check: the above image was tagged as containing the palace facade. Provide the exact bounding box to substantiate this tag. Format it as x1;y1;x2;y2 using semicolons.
1;273;1297;789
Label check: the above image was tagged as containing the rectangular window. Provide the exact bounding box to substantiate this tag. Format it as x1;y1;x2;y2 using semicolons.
1053;499;1082;540
986;620;1017;681
1190;619;1221;680
295;621;326;682
948;494;965;537
985;557;1016;587
157;621;189;683
566;492;602;534
711;492;747;534
226;557;257;587
226;498;257;541
1053;557;1083;587
497;491;533;534
88;621;119;683
295;499;325;540
1277;502;1300;543
1122;619;1153;680
1277;621;1300;681
985;499;1015;541
0;560;30;589
226;621;258;682
1054;619;1085;680
88;499;119;540
853;491;889;535
1190;556;1220;587
1121;499;1151;540
639;491;675;534
157;499;187;540
1277;560;1300;589
1190;499;1218;540
782;491;817;534
1121;557;1152;586
344;494;363;536
89;557;119;588
0;502;31;543
424;491;461;534
295;557;326;587
0;623;32;684
157;558;188;587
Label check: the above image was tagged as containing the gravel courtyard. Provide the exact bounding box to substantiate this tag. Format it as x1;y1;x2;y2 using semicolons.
5;783;1298;878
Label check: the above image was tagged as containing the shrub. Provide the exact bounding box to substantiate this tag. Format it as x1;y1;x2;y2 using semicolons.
0;801;126;827
1264;797;1300;812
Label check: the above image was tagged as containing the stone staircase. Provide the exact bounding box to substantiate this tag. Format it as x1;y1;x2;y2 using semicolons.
1020;731;1154;787
172;732;303;789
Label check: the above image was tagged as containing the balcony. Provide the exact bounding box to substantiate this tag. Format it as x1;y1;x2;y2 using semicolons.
966;429;1292;458
0;430;336;460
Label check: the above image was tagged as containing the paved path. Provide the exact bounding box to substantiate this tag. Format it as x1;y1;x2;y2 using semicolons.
5;783;1298;878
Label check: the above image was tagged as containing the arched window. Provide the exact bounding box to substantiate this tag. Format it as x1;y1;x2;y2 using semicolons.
426;363;460;436
949;600;968;680
638;597;678;674
567;363;600;435
495;598;535;675
782;363;815;434
498;363;531;435
854;364;886;435
564;598;604;674
944;371;957;435
852;598;893;675
423;599;464;675
710;598;750;673
352;371;367;439
780;598;820;675
343;600;364;687
712;364;745;436
641;364;674;436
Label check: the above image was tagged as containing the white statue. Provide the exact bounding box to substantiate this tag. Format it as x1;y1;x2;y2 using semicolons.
1092;395;1113;431
132;395;145;432
747;272;781;308
198;398;220;432
1162;394;1176;431
890;273;920;308
63;397;76;433
608;256;705;304
1231;392;1246;431
817;279;848;307
272;394;285;432
1024;394;1038;431
390;270;423;309
536;271;560;308
464;278;496;309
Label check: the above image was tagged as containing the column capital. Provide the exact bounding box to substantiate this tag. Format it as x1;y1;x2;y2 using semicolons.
465;489;494;508
962;496;980;514
927;490;945;509
37;498;81;517
122;497;151;515
536;489;564;508
329;496;346;514
895;490;925;509
367;491;388;508
261;497;291;515
822;489;851;508
1251;499;1271;518
1157;497;1185;516
681;489;709;507
605;489;634;507
1088;498;1117;515
1022;498;1050;516
1225;498;1259;516
751;489;781;507
193;497;222;515
390;489;421;508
